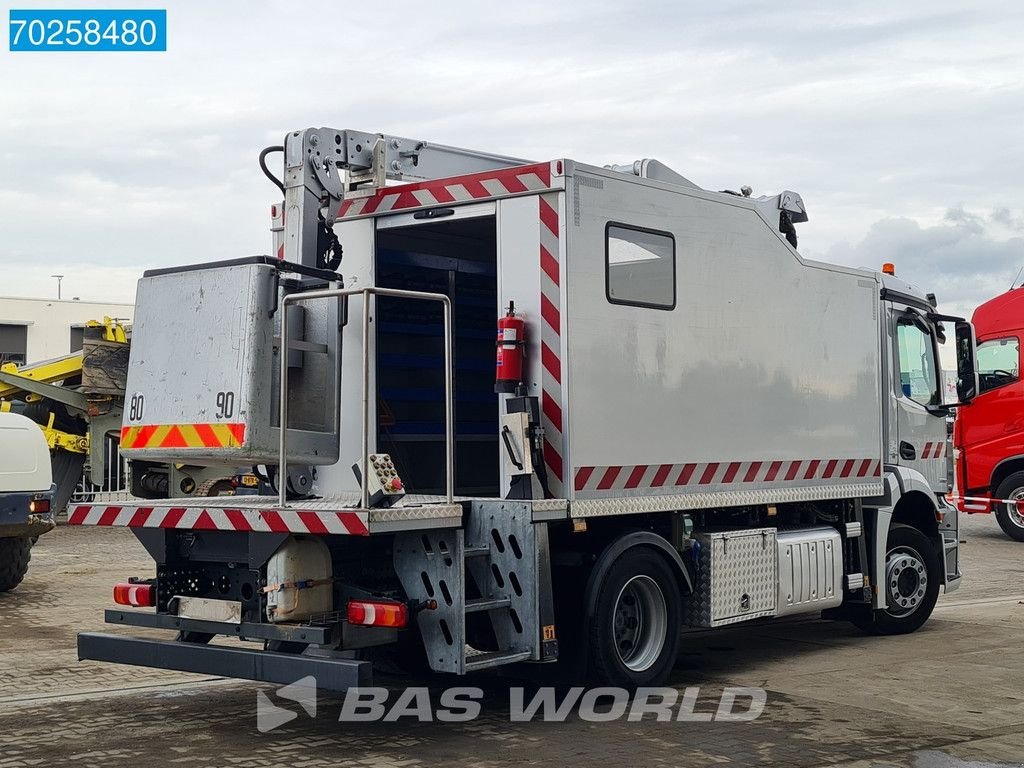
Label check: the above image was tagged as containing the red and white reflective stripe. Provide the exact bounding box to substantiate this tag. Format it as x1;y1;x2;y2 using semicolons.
921;441;947;459
539;192;564;496
67;504;369;536
336;162;554;219
574;458;882;493
951;495;1024;513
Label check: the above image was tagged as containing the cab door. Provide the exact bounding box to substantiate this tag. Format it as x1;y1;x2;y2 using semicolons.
891;306;949;491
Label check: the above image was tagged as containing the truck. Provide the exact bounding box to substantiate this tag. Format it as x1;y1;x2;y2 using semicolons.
0;412;56;591
953;288;1024;540
69;128;977;689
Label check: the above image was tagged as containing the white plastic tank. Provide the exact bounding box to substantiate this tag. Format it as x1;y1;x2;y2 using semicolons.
265;535;333;623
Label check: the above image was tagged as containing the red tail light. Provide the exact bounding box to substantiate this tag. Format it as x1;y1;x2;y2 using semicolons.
29;497;50;514
347;599;408;628
113;582;155;607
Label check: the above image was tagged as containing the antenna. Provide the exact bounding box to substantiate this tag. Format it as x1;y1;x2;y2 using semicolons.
1011;265;1023;291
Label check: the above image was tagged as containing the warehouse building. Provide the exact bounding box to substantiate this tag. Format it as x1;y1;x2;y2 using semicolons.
0;296;134;365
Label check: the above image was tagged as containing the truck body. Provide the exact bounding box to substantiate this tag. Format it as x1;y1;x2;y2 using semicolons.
70;129;976;688
954;288;1024;540
0;411;55;591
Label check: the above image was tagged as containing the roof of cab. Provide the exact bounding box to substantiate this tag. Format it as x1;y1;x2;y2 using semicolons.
973;288;1024;338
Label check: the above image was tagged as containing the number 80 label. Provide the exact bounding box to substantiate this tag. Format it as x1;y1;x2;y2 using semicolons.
9;9;167;52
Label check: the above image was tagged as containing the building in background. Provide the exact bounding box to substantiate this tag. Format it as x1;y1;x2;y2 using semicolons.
0;296;134;364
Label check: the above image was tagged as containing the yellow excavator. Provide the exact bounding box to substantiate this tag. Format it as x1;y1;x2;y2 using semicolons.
0;318;130;516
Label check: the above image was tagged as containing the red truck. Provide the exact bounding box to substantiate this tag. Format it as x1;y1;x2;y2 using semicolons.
955;288;1024;540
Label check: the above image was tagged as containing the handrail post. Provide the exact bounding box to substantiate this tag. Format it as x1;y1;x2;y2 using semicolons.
278;294;291;506
360;288;372;509
442;297;454;503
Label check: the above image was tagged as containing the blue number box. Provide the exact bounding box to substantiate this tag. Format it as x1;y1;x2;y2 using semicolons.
9;9;166;51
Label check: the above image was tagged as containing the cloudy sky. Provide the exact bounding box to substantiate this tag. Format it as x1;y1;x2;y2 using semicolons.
2;0;1023;332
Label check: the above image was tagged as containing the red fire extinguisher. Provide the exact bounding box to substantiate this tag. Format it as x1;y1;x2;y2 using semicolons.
495;302;526;393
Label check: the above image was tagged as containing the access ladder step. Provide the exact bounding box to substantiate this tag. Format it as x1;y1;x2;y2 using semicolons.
464;596;511;613
463;650;532;673
463;545;490;558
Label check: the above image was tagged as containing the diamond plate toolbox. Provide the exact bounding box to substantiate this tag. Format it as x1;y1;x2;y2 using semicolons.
684;528;778;627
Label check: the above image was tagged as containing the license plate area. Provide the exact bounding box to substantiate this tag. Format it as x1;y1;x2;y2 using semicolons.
174;596;243;624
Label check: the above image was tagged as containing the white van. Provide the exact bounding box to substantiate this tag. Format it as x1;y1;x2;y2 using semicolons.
0;411;55;591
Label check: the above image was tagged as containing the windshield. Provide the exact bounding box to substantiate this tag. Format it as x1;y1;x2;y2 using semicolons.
897;320;940;406
977;337;1019;393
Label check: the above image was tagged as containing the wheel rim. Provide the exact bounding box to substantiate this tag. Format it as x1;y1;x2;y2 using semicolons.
1003;488;1024;529
885;545;928;617
612;575;668;672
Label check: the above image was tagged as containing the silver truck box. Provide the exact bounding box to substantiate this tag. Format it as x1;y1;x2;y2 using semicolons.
120;258;340;466
563;164;884;513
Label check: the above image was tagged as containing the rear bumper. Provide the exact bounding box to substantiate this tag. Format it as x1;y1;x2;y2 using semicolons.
0;515;55;538
0;489;56;538
78;632;372;691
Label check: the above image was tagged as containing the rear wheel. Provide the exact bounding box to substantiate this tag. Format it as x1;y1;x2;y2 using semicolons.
994;473;1024;542
588;548;681;687
852;524;940;635
0;537;32;593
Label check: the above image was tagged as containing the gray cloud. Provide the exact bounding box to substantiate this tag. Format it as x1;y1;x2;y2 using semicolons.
826;206;1024;322
1;0;1022;305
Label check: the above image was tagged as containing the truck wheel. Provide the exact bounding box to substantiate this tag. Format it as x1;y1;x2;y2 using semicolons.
0;537;32;593
588;549;681;687
853;524;940;635
994;473;1024;542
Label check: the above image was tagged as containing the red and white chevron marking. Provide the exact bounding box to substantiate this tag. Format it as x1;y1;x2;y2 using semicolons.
954;494;1024;513
67;504;369;536
539;192;564;496
920;441;946;459
574;458;882;493
336;162;555;219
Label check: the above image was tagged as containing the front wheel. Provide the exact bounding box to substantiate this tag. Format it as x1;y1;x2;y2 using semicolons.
587;548;682;687
993;472;1024;542
852;524;941;635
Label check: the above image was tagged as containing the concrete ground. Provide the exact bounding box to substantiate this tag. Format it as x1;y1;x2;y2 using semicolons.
1;514;1023;767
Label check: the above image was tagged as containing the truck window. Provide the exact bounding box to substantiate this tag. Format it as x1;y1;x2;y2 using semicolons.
976;336;1019;393
897;320;940;406
606;223;675;309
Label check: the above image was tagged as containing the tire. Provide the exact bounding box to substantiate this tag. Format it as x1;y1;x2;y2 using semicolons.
0;537;32;593
195;478;235;497
852;524;941;635
994;472;1024;542
587;548;682;687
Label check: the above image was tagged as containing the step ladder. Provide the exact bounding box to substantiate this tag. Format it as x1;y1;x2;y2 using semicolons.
394;500;539;674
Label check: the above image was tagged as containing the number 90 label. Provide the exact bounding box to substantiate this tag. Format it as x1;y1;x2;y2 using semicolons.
9;9;166;52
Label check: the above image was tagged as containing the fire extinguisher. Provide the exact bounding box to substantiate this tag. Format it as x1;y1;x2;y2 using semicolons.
495;302;526;394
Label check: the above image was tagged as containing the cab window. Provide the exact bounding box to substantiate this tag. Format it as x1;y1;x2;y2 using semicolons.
977;337;1019;393
896;320;940;406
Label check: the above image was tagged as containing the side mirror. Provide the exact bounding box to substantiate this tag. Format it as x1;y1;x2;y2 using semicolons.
955;320;978;404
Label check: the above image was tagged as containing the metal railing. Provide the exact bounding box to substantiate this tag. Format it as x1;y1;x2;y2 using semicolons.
278;286;454;508
70;433;134;506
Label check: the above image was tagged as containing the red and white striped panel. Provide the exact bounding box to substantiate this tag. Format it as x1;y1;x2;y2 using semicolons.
67;504;369;536
574;458;882;494
539;192;564;497
337;162;555;219
921;441;946;459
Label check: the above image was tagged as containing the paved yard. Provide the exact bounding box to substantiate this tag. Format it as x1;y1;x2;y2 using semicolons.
1;514;1023;767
